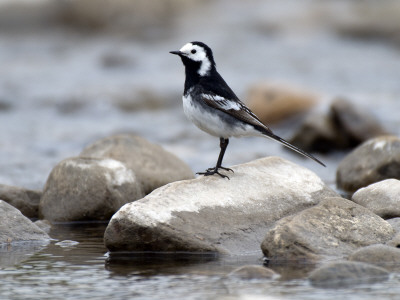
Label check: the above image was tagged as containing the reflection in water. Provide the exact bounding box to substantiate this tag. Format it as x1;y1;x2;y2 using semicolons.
0;241;49;269
106;251;219;276
0;223;399;299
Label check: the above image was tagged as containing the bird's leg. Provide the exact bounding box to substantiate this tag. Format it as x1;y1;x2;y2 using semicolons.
209;138;234;172
197;138;234;179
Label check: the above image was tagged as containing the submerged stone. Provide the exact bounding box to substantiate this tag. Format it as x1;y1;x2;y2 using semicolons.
309;261;389;288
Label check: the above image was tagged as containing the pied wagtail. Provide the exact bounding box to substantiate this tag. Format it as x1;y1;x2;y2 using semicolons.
170;41;325;179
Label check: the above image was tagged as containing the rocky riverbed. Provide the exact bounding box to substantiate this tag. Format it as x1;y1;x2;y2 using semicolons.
1;0;400;299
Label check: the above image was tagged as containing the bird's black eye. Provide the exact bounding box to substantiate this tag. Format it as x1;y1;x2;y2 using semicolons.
191;49;197;54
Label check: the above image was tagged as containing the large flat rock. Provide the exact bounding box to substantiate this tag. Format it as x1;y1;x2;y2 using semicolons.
104;157;337;255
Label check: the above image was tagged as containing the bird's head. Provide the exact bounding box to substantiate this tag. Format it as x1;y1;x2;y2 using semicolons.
170;41;216;76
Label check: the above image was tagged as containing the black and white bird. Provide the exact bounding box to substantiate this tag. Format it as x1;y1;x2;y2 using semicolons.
170;41;325;179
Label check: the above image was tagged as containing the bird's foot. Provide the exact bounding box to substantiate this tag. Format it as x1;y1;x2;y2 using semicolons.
197;166;234;179
206;166;234;173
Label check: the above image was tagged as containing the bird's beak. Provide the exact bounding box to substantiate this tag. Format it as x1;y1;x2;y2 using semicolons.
169;50;183;56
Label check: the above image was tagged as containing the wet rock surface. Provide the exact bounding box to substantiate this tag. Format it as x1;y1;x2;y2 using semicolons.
104;157;337;254
348;244;400;271
351;179;400;219
330;98;388;144
261;197;394;261
308;261;389;288
0;200;50;244
40;157;144;222
289;98;388;153
336;136;400;193
0;184;41;218
288;113;343;153
80;134;194;194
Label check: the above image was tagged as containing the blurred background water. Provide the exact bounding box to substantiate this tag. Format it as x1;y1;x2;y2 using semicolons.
1;0;400;190
1;0;400;299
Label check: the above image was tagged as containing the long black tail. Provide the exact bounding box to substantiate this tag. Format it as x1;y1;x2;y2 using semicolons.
263;131;326;167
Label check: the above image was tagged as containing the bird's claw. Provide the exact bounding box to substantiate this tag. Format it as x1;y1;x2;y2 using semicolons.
206;166;234;173
197;166;234;179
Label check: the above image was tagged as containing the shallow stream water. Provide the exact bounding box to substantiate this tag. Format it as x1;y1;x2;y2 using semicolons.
2;223;400;300
1;0;400;299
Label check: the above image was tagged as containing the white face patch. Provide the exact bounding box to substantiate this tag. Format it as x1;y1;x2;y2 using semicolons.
179;42;211;76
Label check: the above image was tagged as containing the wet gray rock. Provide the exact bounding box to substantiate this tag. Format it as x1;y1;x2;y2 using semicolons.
80;134;194;194
348;244;400;271
0;184;41;218
330;98;388;144
261;197;394;261
336;136;400;193
0;200;50;244
289;113;345;153
40;157;144;222
228;265;278;280
352;179;400;219
289;98;387;153
104;157;338;255
308;261;389;288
